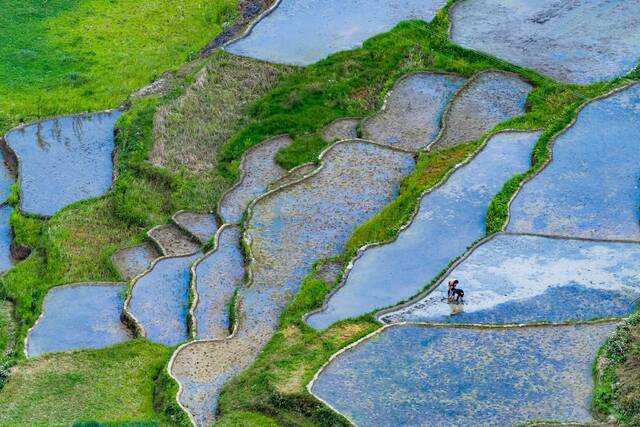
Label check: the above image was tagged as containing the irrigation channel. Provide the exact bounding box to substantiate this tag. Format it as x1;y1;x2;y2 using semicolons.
3;0;640;426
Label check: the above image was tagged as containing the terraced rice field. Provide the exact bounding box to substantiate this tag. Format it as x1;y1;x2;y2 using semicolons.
1;0;640;426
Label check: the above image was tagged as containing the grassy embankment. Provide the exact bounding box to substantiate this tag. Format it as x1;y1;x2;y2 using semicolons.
0;0;251;424
594;313;640;425
0;0;237;130
1;0;638;424
0;49;293;425
212;4;638;426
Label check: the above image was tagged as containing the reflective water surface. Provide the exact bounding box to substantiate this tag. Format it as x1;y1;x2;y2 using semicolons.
193;226;244;340
508;84;640;240
129;253;200;346
450;0;640;84
307;131;539;330
227;0;448;65
27;283;131;357
171;141;415;426
4;110;121;217
312;323;615;426
382;234;640;325
362;73;465;150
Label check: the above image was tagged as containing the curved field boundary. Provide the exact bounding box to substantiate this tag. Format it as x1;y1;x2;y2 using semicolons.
361;82;638;327
24;281;129;358
320;117;361;142
146;223;200;258
303;128;541;326
241;138;416;290
425;69;533;152
304;82;640;425
216;134;292;224
375;231;640;323
168;288;244;427
0;108;123;219
502;81;640;235
168;138;416;426
121;250;200;339
186;223;239;339
268;162;319;191
221;0;284;52
171;210;217;245
361;70;466;151
307;320;622;425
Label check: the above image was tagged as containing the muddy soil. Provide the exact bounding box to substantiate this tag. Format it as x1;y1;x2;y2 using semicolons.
321;118;359;142
111;243;161;281
218;135;292;224
363;73;465;150
148;224;200;257
431;72;531;150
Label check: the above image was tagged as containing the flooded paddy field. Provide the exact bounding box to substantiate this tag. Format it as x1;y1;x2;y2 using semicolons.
226;0;449;65
508;84;640;241
431;71;532;150
450;0;640;84
127;253;200;346
382;234;640;325
26;283;130;357
362;73;465;150
267;163;318;191
311;323;616;426
307;131;539;330
193;225;244;340
0;205;14;274
3;110;121;217
171;140;415;424
219;135;293;224
173;212;218;244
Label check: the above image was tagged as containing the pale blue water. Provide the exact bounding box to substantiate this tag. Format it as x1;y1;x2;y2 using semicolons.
362;73;466;150
450;0;640;84
0;150;14;203
508;84;640;240
194;226;244;340
129;253;200;346
0;206;14;273
173;141;415;425
227;0;448;65
382;234;640;325
4;110;121;217
307;131;539;329
311;323;615;426
27;283;131;357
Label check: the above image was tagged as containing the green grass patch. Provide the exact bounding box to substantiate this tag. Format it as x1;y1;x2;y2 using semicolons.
593;313;640;425
217;411;280;427
215;3;638;424
153;363;191;427
1;0;638;423
0;340;171;426
217;140;483;425
0;0;238;132
0;300;16;360
346;141;480;255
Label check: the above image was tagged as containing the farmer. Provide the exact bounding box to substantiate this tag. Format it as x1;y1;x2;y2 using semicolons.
447;279;459;301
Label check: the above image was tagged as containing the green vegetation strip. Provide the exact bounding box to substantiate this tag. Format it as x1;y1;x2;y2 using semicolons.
214;4;639;426
0;0;238;131
594;313;640;425
1;0;639;424
0;340;171;426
